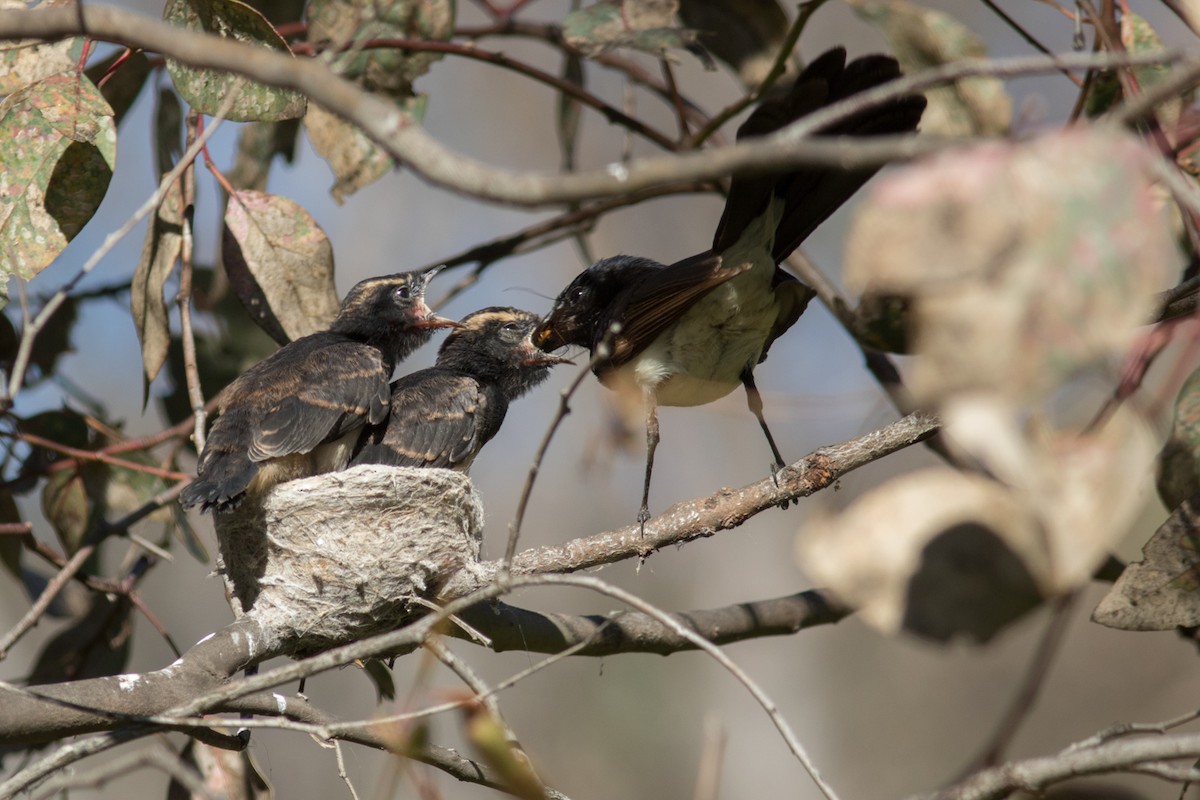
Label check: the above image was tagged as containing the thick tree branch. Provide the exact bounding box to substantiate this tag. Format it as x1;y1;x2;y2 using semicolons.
1;7;1150;209
444;409;940;593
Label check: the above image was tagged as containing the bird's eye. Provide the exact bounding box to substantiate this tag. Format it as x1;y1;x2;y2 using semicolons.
393;285;411;300
499;321;523;341
569;286;586;303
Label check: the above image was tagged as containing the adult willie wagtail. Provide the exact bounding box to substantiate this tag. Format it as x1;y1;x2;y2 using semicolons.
533;47;926;527
350;307;570;471
180;269;457;512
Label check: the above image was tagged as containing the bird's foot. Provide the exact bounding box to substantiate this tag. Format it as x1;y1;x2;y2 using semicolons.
637;505;651;537
770;462;790;510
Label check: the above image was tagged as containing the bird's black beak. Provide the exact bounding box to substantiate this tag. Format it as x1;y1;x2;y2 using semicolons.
522;348;574;367
533;316;570;352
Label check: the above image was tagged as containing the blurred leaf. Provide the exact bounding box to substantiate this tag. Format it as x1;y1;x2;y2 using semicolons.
42;465;98;554
228;118;300;192
798;469;1045;642
0;491;23;582
26;593;132;684
14;407;91;490
163;0;306;122
564;0;713;66
1093;495;1200;631
242;0;305;26
168;738;273;800
943;398;1155;593
854;292;910;353
84;49;154;128
462;699;546;800
303;101;398;203
1158;366;1200;510
845;128;1180;405
361;658;396;700
306;0;454;96
0;73;117;284
557;51;584;171
0;0;84;94
131;90;186;395
678;0;788;87
1087;13;1179;132
222;189;339;343
849;0;1011;136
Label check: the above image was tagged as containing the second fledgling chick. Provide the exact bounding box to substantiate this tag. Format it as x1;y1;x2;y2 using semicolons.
180;269;456;512
350;307;571;471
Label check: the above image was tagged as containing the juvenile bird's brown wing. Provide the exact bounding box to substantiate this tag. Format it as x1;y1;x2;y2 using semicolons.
248;341;391;463
601;252;748;367
352;370;502;470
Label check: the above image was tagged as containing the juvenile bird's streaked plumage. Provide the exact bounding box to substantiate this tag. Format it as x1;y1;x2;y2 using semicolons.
534;48;926;526
180;270;456;512
350;307;570;471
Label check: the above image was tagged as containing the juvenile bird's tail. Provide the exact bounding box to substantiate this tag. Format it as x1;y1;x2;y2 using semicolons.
179;423;259;513
712;47;927;264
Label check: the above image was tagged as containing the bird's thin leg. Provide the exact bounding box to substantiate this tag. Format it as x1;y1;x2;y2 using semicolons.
741;368;789;509
639;393;659;535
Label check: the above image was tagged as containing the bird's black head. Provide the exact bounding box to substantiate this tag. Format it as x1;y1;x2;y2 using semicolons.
330;269;458;361
439;307;572;398
534;255;662;353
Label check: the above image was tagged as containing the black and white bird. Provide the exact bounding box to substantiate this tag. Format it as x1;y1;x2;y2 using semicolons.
350;307;570;471
533;48;926;527
180;270;457;512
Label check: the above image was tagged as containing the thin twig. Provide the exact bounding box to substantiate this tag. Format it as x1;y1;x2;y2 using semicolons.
9;430;190;482
0;543;94;659
511;574;840;800
499;325;619;576
978;0;1083;85
178;111;207;456
333;740;361;800
688;0;821;146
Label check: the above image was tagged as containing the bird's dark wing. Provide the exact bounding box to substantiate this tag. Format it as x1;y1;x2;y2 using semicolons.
600;252;749;367
247;342;391;462
713;47;927;262
353;371;503;470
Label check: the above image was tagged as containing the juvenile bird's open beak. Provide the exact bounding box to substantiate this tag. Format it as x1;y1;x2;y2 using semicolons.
413;313;461;330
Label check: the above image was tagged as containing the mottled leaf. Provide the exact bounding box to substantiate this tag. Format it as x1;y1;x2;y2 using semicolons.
678;0;788;87
163;0;306;122
84;49;154;128
303;101;398;203
306;0;454;95
1093;495;1200;631
1158;366;1200;510
26;593;132;684
849;0;1011;136
564;0;713;66
131;89;186;393
845;129;1179;404
0;73;117;284
42;466;94;554
222;189;339;343
798;469;1046;642
0;0;84;94
1086;13;1177;125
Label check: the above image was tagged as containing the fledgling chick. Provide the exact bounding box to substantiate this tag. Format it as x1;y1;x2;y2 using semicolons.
350;307;570;471
534;48;926;528
180;269;456;512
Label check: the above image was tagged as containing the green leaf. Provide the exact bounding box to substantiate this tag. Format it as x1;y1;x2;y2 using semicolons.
222;189;340;343
227;118;301;192
849;0;1011;137
678;0;789;87
42;465;96;554
0;73;117;284
361;658;396;700
163;0;306;122
131;90;186;394
0;0;84;95
563;0;712;66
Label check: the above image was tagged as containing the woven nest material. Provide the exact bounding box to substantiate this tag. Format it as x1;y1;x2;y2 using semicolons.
213;464;484;656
